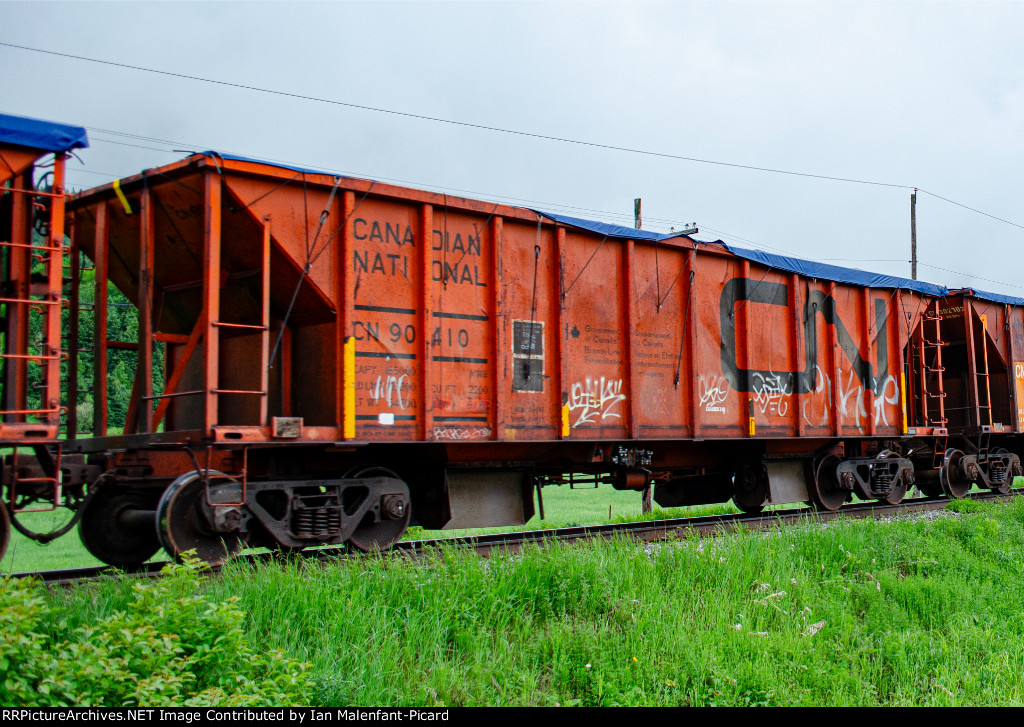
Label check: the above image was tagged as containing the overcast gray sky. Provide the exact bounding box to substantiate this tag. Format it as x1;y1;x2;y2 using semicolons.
3;1;1023;296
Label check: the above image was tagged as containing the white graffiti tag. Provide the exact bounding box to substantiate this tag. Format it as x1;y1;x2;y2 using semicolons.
432;427;491;441
369;375;408;410
805;367;900;430
872;374;900;427
837;369;869;428
751;371;793;417
569;377;626;427
837;370;901;429
697;375;730;413
801;365;831;428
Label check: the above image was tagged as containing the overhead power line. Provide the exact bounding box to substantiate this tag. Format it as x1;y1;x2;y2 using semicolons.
0;42;910;188
917;262;1024;292
4;41;1023;232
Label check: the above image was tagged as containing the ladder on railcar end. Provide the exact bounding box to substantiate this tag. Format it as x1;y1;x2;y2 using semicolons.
966;309;994;429
124;214;274;436
918;300;948;468
0;168;66;437
204;219;272;430
138;221;272;434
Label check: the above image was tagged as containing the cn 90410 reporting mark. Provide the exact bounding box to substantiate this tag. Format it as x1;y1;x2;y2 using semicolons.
351;307;491;365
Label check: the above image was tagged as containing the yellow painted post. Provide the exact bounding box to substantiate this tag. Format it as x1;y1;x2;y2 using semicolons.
901;371;908;434
343;336;356;439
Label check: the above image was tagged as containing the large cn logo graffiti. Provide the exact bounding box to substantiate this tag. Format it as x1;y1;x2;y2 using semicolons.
718;278;898;426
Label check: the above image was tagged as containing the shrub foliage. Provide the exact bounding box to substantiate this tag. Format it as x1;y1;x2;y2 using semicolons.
0;555;312;706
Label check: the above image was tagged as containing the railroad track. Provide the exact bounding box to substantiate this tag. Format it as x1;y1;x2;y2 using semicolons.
13;489;1019;587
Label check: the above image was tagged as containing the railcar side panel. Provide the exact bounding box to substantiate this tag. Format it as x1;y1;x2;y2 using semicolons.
560;228;630;438
500;215;560;440
426;207;494;441
346;196;422;441
630;241;691;438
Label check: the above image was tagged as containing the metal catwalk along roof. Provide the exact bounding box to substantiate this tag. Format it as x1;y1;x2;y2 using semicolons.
204;151;1024;306
0;113;89;153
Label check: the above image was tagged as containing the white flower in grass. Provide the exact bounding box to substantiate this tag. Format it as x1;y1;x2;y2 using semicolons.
802;620;826;637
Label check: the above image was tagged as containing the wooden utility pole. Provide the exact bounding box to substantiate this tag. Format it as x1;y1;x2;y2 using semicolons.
910;189;917;280
634;198;642;229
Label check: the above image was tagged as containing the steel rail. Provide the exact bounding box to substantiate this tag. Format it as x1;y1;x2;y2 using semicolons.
11;489;1019;587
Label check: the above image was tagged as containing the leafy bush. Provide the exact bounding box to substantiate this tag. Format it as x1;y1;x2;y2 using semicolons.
0;555;313;706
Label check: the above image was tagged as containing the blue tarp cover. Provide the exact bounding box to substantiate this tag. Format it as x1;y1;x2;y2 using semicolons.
532;210;688;243
204;151;1023;304
720;243;949;297
958;288;1024;307
0;113;89;153
536;209;949;295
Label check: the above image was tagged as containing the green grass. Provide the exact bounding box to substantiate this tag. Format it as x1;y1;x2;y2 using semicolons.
1;508;106;573
35;496;1024;706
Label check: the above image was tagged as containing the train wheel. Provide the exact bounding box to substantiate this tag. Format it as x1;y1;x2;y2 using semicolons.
811;455;848;511
348;503;411;552
733;463;769;513
877;451;907;506
156;471;246;565
79;488;161;569
344;466;411;552
882;478;907;505
1006;451;1023;493
939;449;972;499
0;502;9;563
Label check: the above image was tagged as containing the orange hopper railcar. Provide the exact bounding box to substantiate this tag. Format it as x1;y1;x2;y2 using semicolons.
3;129;1023;567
